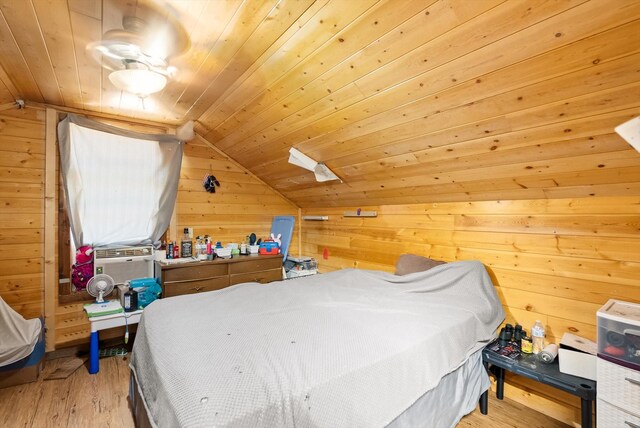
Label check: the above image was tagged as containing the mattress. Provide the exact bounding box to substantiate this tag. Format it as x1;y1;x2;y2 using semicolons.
130;261;504;427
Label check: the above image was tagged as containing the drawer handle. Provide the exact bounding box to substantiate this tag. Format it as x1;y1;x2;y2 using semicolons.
626;377;640;387
625;422;640;428
165;276;221;284
190;286;203;291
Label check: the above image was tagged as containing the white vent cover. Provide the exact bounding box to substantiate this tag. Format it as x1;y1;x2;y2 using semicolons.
94;246;153;259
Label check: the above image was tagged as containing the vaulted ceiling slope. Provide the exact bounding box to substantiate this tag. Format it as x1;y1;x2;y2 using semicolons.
0;0;639;207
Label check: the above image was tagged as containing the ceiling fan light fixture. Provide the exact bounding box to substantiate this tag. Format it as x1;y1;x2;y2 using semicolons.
87;10;190;101
109;67;167;98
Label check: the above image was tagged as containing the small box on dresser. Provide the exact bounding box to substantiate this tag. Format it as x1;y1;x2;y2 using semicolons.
597;299;640;427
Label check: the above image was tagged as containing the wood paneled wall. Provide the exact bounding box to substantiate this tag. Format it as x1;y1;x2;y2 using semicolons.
0;108;45;319
300;196;640;426
0;105;297;347
54;124;298;348
175;135;299;251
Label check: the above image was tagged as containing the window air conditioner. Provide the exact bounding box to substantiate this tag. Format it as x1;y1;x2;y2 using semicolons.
93;245;154;285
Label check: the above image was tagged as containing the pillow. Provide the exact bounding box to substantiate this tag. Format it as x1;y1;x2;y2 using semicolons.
395;254;446;275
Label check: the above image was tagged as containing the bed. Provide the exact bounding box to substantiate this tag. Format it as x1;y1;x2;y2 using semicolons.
129;260;505;427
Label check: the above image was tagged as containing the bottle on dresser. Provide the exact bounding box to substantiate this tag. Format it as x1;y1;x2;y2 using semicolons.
181;231;192;258
167;241;173;259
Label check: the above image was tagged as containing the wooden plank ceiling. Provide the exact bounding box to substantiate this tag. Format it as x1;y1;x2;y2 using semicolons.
0;0;638;207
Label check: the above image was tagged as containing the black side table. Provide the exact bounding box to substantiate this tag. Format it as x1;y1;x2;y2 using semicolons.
481;342;597;428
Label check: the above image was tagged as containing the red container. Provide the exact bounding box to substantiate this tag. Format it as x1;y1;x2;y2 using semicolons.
258;240;280;255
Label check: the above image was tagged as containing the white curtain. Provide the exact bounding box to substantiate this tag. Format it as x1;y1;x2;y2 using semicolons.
58;114;182;248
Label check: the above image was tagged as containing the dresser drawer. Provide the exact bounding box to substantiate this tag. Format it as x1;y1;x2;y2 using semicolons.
230;269;282;285
163;276;230;298
598;398;640;427
163;263;228;283
598;357;640;414
229;257;282;274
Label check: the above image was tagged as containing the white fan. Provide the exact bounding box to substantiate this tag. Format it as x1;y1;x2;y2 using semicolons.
86;274;116;303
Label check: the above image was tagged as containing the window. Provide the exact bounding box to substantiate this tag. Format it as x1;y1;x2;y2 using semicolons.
57;114;182;249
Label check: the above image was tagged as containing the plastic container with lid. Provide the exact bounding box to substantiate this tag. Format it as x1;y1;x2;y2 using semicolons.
597;299;640;370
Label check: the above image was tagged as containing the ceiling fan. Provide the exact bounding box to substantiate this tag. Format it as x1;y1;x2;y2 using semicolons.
87;3;190;98
288;147;341;182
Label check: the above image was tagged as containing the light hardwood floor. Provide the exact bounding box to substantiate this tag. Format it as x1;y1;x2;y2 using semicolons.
0;355;570;428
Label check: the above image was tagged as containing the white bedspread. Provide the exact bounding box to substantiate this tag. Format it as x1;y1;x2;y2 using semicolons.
131;261;504;427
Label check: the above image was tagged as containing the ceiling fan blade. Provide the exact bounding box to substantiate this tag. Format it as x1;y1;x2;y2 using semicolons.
314;163;341;182
289;147;341;182
288;147;317;172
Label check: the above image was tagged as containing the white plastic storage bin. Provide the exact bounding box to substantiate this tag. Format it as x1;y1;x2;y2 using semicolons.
597;357;640;416
597;299;640;370
597;399;640;427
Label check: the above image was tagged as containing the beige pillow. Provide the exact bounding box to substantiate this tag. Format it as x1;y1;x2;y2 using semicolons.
395;254;446;275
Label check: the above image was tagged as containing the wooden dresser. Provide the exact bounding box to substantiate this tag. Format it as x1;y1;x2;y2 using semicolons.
155;254;283;298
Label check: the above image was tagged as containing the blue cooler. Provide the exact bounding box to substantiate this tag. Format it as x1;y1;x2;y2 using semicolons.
130;277;162;309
